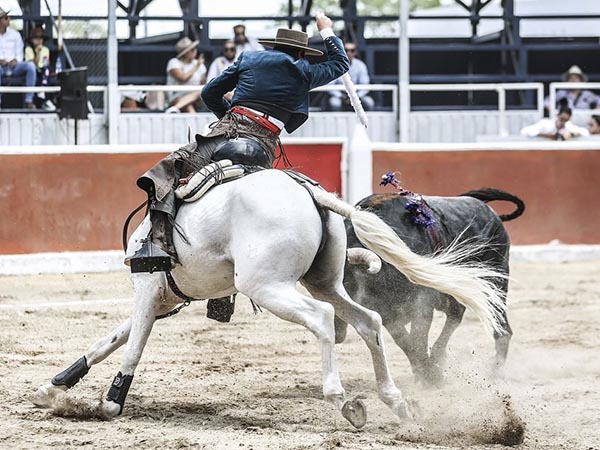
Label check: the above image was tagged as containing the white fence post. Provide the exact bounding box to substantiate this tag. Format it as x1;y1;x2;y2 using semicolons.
348;124;373;205
107;0;119;145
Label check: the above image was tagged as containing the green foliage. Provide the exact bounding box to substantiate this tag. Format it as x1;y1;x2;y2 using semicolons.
358;0;442;14
281;0;441;16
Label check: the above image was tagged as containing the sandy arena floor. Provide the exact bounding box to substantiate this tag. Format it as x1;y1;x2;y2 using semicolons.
0;260;599;450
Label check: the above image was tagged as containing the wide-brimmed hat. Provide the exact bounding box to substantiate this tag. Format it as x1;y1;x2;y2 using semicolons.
175;37;199;59
0;7;10;19
259;29;323;56
28;26;50;41
562;65;588;82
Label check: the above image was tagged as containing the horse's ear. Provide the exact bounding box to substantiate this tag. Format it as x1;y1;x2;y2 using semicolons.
187;126;192;143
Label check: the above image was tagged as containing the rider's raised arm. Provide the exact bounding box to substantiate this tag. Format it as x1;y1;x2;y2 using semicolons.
305;18;350;90
201;56;242;118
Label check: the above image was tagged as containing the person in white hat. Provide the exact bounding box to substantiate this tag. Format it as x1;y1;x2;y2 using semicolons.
547;65;600;110
164;36;207;113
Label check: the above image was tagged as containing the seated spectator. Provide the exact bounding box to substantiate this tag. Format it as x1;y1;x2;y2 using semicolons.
206;40;236;103
120;90;147;111
25;26;54;109
120;90;166;112
232;24;264;59
165;37;207;113
545;65;600;111
588;115;600;135
25;26;50;74
0;7;37;109
207;40;236;82
327;42;374;112
521;106;589;140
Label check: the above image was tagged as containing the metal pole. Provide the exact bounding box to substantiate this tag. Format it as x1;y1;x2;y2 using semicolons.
497;87;507;136
107;0;119;144
399;0;410;142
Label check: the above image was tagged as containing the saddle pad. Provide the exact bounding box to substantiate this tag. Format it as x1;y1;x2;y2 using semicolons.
175;160;245;203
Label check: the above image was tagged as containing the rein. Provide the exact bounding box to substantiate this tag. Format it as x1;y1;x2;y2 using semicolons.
122;200;148;252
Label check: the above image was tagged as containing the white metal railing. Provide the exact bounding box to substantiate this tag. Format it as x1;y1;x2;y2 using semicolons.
409;83;544;136
118;83;398;113
548;82;600;117
0;86;106;93
1;83;398;114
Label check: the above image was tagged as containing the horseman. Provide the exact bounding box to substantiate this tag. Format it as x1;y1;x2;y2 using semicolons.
127;14;350;273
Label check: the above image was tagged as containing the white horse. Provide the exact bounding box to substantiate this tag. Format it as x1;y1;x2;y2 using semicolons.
32;169;507;428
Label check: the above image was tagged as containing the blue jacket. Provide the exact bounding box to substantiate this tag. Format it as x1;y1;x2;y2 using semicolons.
201;34;349;133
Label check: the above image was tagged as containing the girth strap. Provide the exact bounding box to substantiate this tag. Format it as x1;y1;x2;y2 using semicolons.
282;170;328;254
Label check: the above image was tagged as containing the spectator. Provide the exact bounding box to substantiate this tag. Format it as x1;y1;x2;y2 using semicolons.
25;26;50;71
327;42;374;112
588;115;600;135
520;106;589;140
546;65;600;110
165;36;207;113
0;7;37;109
232;24;264;59
25;26;53;108
207;40;236;82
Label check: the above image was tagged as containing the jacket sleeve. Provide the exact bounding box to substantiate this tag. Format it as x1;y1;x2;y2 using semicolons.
201;55;242;118
306;29;350;90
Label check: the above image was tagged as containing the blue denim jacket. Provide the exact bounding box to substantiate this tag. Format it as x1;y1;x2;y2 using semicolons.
201;34;349;133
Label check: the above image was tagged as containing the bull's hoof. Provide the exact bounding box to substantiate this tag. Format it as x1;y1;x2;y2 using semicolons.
30;383;67;408
404;398;423;421
341;397;367;429
100;399;121;419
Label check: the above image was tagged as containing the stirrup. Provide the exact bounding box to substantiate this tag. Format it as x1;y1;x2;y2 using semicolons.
127;240;175;273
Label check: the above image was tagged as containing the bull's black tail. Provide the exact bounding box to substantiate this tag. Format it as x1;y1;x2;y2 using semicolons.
459;188;525;222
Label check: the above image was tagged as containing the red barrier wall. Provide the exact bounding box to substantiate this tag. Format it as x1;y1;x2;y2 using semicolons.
0;143;343;254
372;149;600;245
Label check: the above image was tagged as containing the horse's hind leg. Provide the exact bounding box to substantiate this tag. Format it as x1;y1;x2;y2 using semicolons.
303;281;410;421
238;282;366;427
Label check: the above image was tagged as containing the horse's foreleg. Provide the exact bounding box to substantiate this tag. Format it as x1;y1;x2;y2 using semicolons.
31;317;132;408
32;296;180;410
304;282;411;421
101;274;166;418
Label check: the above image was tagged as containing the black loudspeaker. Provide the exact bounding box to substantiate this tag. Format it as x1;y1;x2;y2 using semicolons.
58;67;88;120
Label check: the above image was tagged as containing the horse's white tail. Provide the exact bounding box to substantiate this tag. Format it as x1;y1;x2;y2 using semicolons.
312;188;507;336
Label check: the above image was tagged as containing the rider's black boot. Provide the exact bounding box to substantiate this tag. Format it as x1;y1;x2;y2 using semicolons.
127;211;178;273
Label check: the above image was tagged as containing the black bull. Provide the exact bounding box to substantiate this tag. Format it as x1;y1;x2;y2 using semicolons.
340;188;525;386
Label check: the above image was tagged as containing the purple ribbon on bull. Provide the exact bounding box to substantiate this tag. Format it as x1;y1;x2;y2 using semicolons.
380;172;436;228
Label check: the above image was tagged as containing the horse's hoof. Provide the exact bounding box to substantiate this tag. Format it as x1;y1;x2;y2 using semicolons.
30;383;66;408
341;397;367;429
100;400;121;419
